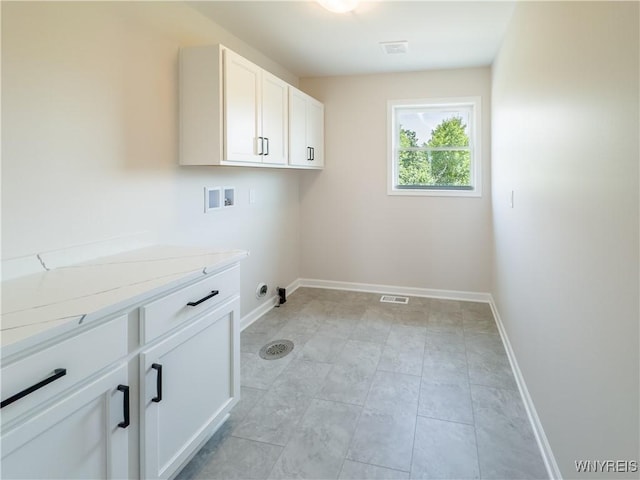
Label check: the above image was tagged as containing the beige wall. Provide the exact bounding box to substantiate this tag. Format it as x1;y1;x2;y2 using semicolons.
491;2;639;477
1;2;301;316
299;68;493;293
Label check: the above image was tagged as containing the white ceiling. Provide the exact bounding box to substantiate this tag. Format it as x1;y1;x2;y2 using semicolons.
189;1;516;78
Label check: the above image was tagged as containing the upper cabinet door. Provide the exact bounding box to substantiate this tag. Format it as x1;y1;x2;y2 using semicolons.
289;86;324;169
288;87;308;167
307;97;324;168
223;50;262;163
261;72;288;165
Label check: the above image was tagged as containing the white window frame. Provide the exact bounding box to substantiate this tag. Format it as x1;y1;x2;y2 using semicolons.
387;96;482;197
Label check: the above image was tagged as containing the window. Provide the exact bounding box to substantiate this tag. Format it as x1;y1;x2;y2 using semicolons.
388;97;481;197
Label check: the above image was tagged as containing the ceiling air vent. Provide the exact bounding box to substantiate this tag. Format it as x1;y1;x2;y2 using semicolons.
380;295;409;304
380;41;409;55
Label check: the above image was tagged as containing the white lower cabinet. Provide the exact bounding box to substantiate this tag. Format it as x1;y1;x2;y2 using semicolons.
1;364;129;479
1;261;242;480
140;297;240;480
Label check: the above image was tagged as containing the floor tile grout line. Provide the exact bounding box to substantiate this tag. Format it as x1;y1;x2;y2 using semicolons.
228;433;287;450
349;458;412;475
408;398;419;478
263;392;318;479
468;381;520;391
463;310;484;480
415;412;475;426
311;389;368;409
343;322;388;471
338;384;368;478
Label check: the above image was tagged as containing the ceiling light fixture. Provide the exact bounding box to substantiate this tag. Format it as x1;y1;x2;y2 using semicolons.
317;0;359;14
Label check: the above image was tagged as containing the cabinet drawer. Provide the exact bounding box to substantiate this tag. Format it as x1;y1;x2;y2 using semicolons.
1;315;128;424
140;265;240;344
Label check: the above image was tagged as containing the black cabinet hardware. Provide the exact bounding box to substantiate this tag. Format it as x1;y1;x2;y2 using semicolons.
1;368;67;409
117;385;130;428
151;363;163;403
187;290;219;307
258;136;264;155
264;137;269;156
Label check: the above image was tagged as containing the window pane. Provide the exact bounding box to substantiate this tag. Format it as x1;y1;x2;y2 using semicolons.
397;108;470;147
397;149;471;187
429;150;471;186
398;149;430;185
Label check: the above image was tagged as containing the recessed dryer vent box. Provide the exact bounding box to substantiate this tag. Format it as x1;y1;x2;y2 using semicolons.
204;187;221;213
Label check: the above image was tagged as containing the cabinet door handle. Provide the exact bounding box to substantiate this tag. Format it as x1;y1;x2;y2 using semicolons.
151;363;163;403
257;136;264;155
117;385;130;428
311;147;315;161
186;290;219;307
307;146;312;161
264;137;269;156
1;368;67;409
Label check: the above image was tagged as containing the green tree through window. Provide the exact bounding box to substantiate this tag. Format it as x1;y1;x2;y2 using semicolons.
398;128;430;185
398;116;470;187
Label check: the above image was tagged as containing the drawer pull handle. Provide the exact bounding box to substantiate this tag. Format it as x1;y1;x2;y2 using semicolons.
117;385;130;428
151;363;163;403
1;368;67;409
187;290;219;307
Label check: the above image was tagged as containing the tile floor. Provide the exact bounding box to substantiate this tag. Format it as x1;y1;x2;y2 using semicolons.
176;288;547;480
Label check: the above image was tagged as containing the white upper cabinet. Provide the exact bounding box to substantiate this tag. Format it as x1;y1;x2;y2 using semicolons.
223;50;262;163
179;45;224;166
289;86;324;169
180;44;321;169
260;71;289;165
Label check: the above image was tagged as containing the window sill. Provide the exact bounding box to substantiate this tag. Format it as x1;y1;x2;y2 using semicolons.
387;186;482;198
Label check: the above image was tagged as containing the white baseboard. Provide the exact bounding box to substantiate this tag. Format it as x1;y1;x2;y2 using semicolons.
489;296;562;480
240;278;301;331
299;278;492;304
240;277;489;331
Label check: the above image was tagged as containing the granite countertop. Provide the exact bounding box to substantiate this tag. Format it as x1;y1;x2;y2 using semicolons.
1;246;248;356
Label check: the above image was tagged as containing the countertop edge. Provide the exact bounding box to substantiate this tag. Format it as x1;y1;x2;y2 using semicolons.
1;249;248;360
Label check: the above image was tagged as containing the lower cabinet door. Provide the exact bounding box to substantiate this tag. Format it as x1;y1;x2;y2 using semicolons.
1;364;129;479
140;297;240;480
